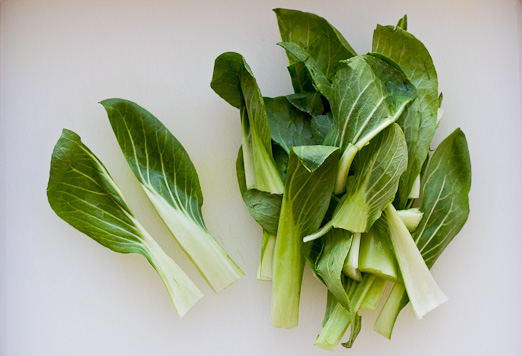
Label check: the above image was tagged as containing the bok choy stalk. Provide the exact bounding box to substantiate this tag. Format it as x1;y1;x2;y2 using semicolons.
384;203;448;319
272;145;339;328
47;129;203;317
101;99;244;293
375;128;471;337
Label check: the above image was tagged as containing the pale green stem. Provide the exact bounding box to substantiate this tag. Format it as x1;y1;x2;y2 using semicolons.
334;144;358;195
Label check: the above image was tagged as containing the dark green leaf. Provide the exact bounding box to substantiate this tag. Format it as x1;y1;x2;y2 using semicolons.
274;8;357;89
373;24;439;208
47;129;203;317
211;52;284;194
415;128;471;267
265;96;316;154
286;92;324;116
101;98;244;293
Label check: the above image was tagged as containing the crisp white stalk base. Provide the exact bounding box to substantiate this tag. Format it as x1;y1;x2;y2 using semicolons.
343;233;362;281
132;218;203;318
334;144;358;195
385;204;448;319
397;208;424;232
408;174;421;199
143;186;244;293
271;215;304;329
257;232;276;281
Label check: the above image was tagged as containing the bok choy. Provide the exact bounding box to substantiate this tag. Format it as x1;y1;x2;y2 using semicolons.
47;129;203;317
212;8;471;350
101;99;244;293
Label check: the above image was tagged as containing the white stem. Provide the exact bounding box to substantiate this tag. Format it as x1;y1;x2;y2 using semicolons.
385;204;447;319
343;232;362;281
334;144;358;195
132;218;203;318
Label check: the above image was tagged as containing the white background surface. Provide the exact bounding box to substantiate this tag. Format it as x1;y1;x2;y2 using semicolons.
2;0;522;355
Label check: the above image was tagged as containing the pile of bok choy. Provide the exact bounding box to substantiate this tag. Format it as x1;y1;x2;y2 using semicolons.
47;99;243;318
211;8;471;349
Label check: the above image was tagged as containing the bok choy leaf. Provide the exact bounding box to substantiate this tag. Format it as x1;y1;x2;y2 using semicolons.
101;99;244;293
274;8;357;93
47;129;203;317
373;20;440;208
375;128;471;337
272;145;339;329
211;52;284;194
236;147;282;236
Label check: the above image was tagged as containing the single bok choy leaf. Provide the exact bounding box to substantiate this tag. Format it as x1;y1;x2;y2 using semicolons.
272;145;339;329
274;8;357;93
101;99;244;293
304;123;408;241
211;52;284;194
373;20;440;208
374;128;471;337
47;129;203;317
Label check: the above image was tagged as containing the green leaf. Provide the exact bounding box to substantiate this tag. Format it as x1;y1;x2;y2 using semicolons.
315;228;353;311
286;92;325;116
47;129;203;317
272;145;339;329
236;147;282;236
315;273;376;350
274;8;357;90
264;96;316;154
324;55;416;193
311;113;334;144
211;52;284;194
101;99;244;293
415;128;471;267
278;42;334;99
330;124;408;233
374;128;471;336
372;24;439;208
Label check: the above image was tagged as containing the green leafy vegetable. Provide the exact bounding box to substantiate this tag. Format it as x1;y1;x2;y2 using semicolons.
264;96;316;153
47;129;203;317
212;8;471;349
101;98;244;293
274;8;357;92
375;128;471;336
272;145;339;328
236;147;282;236
211;52;284;194
373;21;440;208
304;123;408;241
